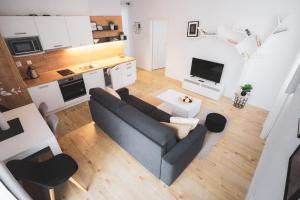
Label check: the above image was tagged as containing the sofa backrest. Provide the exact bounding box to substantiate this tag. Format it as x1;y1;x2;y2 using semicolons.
116;104;176;147
90;88;126;113
89;88;177;148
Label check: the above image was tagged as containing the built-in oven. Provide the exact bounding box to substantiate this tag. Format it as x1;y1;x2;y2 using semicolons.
58;74;87;102
5;36;43;56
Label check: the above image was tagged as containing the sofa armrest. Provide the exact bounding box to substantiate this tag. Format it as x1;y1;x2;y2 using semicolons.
116;88;129;100
160;124;207;185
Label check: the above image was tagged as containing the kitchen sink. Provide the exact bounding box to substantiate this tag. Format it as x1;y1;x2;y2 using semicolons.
78;65;95;70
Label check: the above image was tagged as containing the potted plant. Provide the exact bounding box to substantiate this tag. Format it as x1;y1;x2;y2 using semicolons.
240;84;253;96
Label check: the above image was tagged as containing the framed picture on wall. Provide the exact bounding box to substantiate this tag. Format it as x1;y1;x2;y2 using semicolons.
187;21;199;37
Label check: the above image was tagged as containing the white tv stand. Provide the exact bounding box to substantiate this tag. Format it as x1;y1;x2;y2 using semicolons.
182;76;224;100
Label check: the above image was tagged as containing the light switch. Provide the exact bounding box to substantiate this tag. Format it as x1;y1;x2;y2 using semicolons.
26;60;32;65
15;61;22;68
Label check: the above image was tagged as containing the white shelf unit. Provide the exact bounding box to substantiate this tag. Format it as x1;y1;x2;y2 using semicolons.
182;76;224;100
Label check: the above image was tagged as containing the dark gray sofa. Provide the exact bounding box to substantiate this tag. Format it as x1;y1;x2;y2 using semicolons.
88;88;207;185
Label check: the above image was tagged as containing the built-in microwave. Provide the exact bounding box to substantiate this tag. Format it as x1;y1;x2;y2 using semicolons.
5;36;43;56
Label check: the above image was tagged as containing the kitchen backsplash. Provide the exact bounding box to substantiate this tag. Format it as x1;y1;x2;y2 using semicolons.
15;41;125;78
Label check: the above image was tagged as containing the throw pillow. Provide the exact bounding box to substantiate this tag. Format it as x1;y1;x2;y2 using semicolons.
170;117;199;130
106;87;121;100
161;122;192;139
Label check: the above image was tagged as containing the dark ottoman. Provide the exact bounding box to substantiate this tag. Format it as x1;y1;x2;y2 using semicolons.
205;113;227;133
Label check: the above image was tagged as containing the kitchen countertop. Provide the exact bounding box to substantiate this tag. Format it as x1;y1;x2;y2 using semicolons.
24;56;136;88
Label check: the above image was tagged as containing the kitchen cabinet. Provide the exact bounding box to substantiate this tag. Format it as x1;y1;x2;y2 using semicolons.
111;60;137;90
65;16;93;48
27;81;65;112
83;69;105;93
34;16;70;50
110;64;124;90
122;60;137;86
0;16;38;38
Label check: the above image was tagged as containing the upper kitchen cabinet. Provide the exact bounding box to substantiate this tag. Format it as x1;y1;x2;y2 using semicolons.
34;16;70;50
0;16;38;38
65;16;93;48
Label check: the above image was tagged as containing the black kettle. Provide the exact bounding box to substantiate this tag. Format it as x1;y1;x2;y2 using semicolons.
27;66;39;79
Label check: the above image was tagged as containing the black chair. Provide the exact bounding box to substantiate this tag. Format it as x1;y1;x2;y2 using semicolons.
6;153;87;200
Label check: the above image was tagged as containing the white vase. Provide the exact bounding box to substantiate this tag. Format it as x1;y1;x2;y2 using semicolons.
0;112;10;131
110;24;115;30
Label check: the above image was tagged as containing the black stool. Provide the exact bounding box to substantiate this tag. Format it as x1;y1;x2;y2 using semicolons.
205;113;227;133
6;153;87;200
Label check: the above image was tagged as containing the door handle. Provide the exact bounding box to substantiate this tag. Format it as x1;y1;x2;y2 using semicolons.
15;32;27;35
53;45;63;48
39;85;49;89
60;80;84;87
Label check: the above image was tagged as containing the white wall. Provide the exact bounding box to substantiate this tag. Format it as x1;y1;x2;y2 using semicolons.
121;3;132;56
0;0;121;16
246;83;300;200
238;14;300;110
128;0;168;70
128;0;300;109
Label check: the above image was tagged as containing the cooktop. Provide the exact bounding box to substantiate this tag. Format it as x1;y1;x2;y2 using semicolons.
57;69;74;76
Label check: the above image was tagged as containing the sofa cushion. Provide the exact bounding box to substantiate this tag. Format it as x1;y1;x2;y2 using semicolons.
125;95;157;115
116;88;130;100
161;122;192;139
89;88;126;113
106;87;121;99
170;117;199;130
116;104;177;147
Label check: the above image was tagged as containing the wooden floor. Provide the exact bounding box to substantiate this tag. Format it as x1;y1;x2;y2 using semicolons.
53;69;268;200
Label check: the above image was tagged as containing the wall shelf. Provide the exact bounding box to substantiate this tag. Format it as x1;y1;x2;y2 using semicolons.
92;29;119;33
93;36;127;44
90;16;124;45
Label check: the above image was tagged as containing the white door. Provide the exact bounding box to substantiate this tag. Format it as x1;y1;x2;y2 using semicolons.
34;16;70;50
65;16;93;48
151;20;168;70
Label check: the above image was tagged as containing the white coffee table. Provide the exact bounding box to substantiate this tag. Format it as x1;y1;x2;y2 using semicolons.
157;89;201;118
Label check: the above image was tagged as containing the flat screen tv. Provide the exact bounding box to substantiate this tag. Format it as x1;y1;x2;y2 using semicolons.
190;58;224;83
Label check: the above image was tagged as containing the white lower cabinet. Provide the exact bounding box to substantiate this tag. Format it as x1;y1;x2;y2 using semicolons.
83;69;105;93
28;61;135;112
123;61;137;86
27;81;65;112
111;60;137;90
110;65;124;90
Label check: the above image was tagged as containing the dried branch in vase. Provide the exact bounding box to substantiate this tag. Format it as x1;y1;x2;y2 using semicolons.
0;82;22;101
